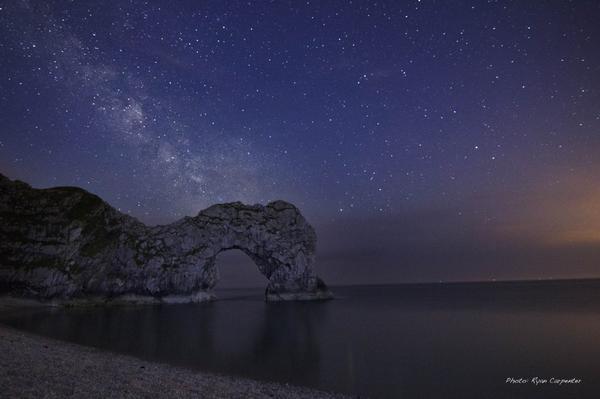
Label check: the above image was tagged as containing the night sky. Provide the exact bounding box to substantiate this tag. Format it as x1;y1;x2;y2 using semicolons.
1;1;599;286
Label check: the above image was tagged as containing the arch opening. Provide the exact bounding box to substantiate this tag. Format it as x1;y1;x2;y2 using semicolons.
213;248;268;290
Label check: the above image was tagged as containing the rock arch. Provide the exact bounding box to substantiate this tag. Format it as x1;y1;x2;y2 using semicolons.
0;174;332;302
152;200;332;301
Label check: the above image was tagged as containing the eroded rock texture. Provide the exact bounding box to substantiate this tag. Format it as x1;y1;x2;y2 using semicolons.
0;174;332;303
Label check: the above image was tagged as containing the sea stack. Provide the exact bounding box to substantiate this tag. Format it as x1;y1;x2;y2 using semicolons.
0;173;332;304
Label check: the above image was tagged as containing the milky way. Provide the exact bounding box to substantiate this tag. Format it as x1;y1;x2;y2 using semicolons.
1;1;599;285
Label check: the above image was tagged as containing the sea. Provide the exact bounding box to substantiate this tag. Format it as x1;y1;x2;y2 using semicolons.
1;280;600;398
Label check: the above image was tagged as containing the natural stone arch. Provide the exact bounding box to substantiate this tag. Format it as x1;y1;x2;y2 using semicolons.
0;174;332;302
170;200;332;301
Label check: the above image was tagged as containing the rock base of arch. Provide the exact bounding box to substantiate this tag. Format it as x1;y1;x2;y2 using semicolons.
265;289;334;302
265;277;333;301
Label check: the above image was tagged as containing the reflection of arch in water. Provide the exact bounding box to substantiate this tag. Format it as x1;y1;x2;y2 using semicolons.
10;305;221;367
3;295;331;391
249;302;329;385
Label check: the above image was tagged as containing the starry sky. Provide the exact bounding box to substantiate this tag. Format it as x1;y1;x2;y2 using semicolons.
1;0;599;286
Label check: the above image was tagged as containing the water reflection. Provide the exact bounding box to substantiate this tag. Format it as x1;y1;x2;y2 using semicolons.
2;281;600;398
251;303;327;383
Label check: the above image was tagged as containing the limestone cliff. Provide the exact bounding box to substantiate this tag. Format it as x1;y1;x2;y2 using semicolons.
0;174;332;303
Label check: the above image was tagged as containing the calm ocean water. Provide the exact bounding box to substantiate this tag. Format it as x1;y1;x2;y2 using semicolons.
2;281;600;398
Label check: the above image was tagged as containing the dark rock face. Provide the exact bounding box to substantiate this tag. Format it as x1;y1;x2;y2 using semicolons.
0;174;332;303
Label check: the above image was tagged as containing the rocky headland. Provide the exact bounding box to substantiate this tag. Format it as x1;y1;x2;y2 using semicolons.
0;173;332;304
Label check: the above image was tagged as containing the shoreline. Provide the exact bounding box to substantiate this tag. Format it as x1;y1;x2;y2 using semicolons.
0;324;350;399
0;293;217;308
